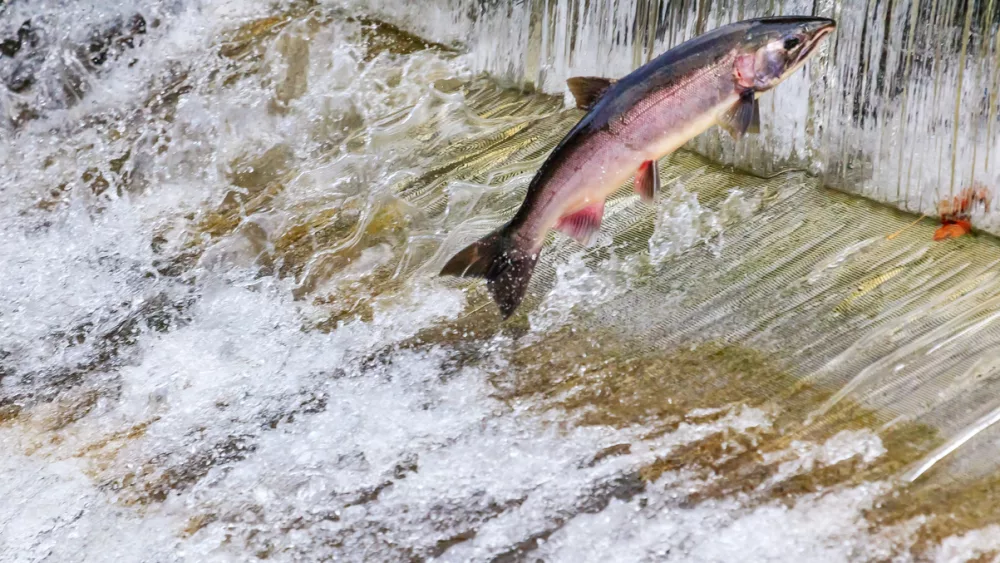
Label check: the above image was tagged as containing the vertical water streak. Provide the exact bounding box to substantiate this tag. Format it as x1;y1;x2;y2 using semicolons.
950;0;976;199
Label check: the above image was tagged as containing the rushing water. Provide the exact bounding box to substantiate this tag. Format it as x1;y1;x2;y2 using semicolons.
5;1;1000;562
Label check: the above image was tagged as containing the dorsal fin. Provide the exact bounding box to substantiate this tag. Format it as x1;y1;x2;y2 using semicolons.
566;76;616;110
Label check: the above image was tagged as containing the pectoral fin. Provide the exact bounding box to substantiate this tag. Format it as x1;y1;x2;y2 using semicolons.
634;160;659;204
555;200;605;246
719;91;760;139
566;77;616;110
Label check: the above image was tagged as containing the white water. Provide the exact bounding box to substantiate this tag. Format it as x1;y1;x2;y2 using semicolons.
3;0;1000;561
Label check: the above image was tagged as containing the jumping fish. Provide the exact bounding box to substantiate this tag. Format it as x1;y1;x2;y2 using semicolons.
440;16;836;318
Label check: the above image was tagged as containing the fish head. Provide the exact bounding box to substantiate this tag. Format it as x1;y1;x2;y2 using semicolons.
737;17;836;92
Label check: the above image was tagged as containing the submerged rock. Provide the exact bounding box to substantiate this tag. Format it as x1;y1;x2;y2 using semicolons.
0;11;148;127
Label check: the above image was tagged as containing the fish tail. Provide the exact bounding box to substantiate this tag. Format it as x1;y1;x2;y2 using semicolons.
439;223;539;319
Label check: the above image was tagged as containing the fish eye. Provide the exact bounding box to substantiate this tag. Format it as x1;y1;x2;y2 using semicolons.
783;36;801;50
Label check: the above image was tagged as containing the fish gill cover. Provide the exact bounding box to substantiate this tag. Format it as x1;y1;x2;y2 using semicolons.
3;0;1000;562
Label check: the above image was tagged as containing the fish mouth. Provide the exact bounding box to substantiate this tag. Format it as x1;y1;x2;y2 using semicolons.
796;20;836;65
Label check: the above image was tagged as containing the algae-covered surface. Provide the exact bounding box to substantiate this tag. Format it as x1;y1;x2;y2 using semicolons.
5;2;1000;562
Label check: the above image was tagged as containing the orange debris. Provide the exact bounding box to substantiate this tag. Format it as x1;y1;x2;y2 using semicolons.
934;183;991;241
933;220;972;241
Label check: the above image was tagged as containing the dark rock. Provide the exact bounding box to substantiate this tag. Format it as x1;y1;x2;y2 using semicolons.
0;38;18;57
17;20;38;48
129;14;146;35
7;60;33;91
0;20;33;58
85;14;146;67
0;13;150;127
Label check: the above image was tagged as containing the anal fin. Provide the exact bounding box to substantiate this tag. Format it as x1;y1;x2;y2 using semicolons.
634;160;660;203
719;90;760;139
566;77;616;111
555;200;605;246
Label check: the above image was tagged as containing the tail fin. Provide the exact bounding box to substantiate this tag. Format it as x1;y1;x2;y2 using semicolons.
439;224;539;319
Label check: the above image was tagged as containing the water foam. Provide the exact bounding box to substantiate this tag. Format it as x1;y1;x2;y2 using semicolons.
0;1;983;560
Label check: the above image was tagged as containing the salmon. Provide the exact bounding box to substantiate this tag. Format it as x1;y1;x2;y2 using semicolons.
441;16;836;318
